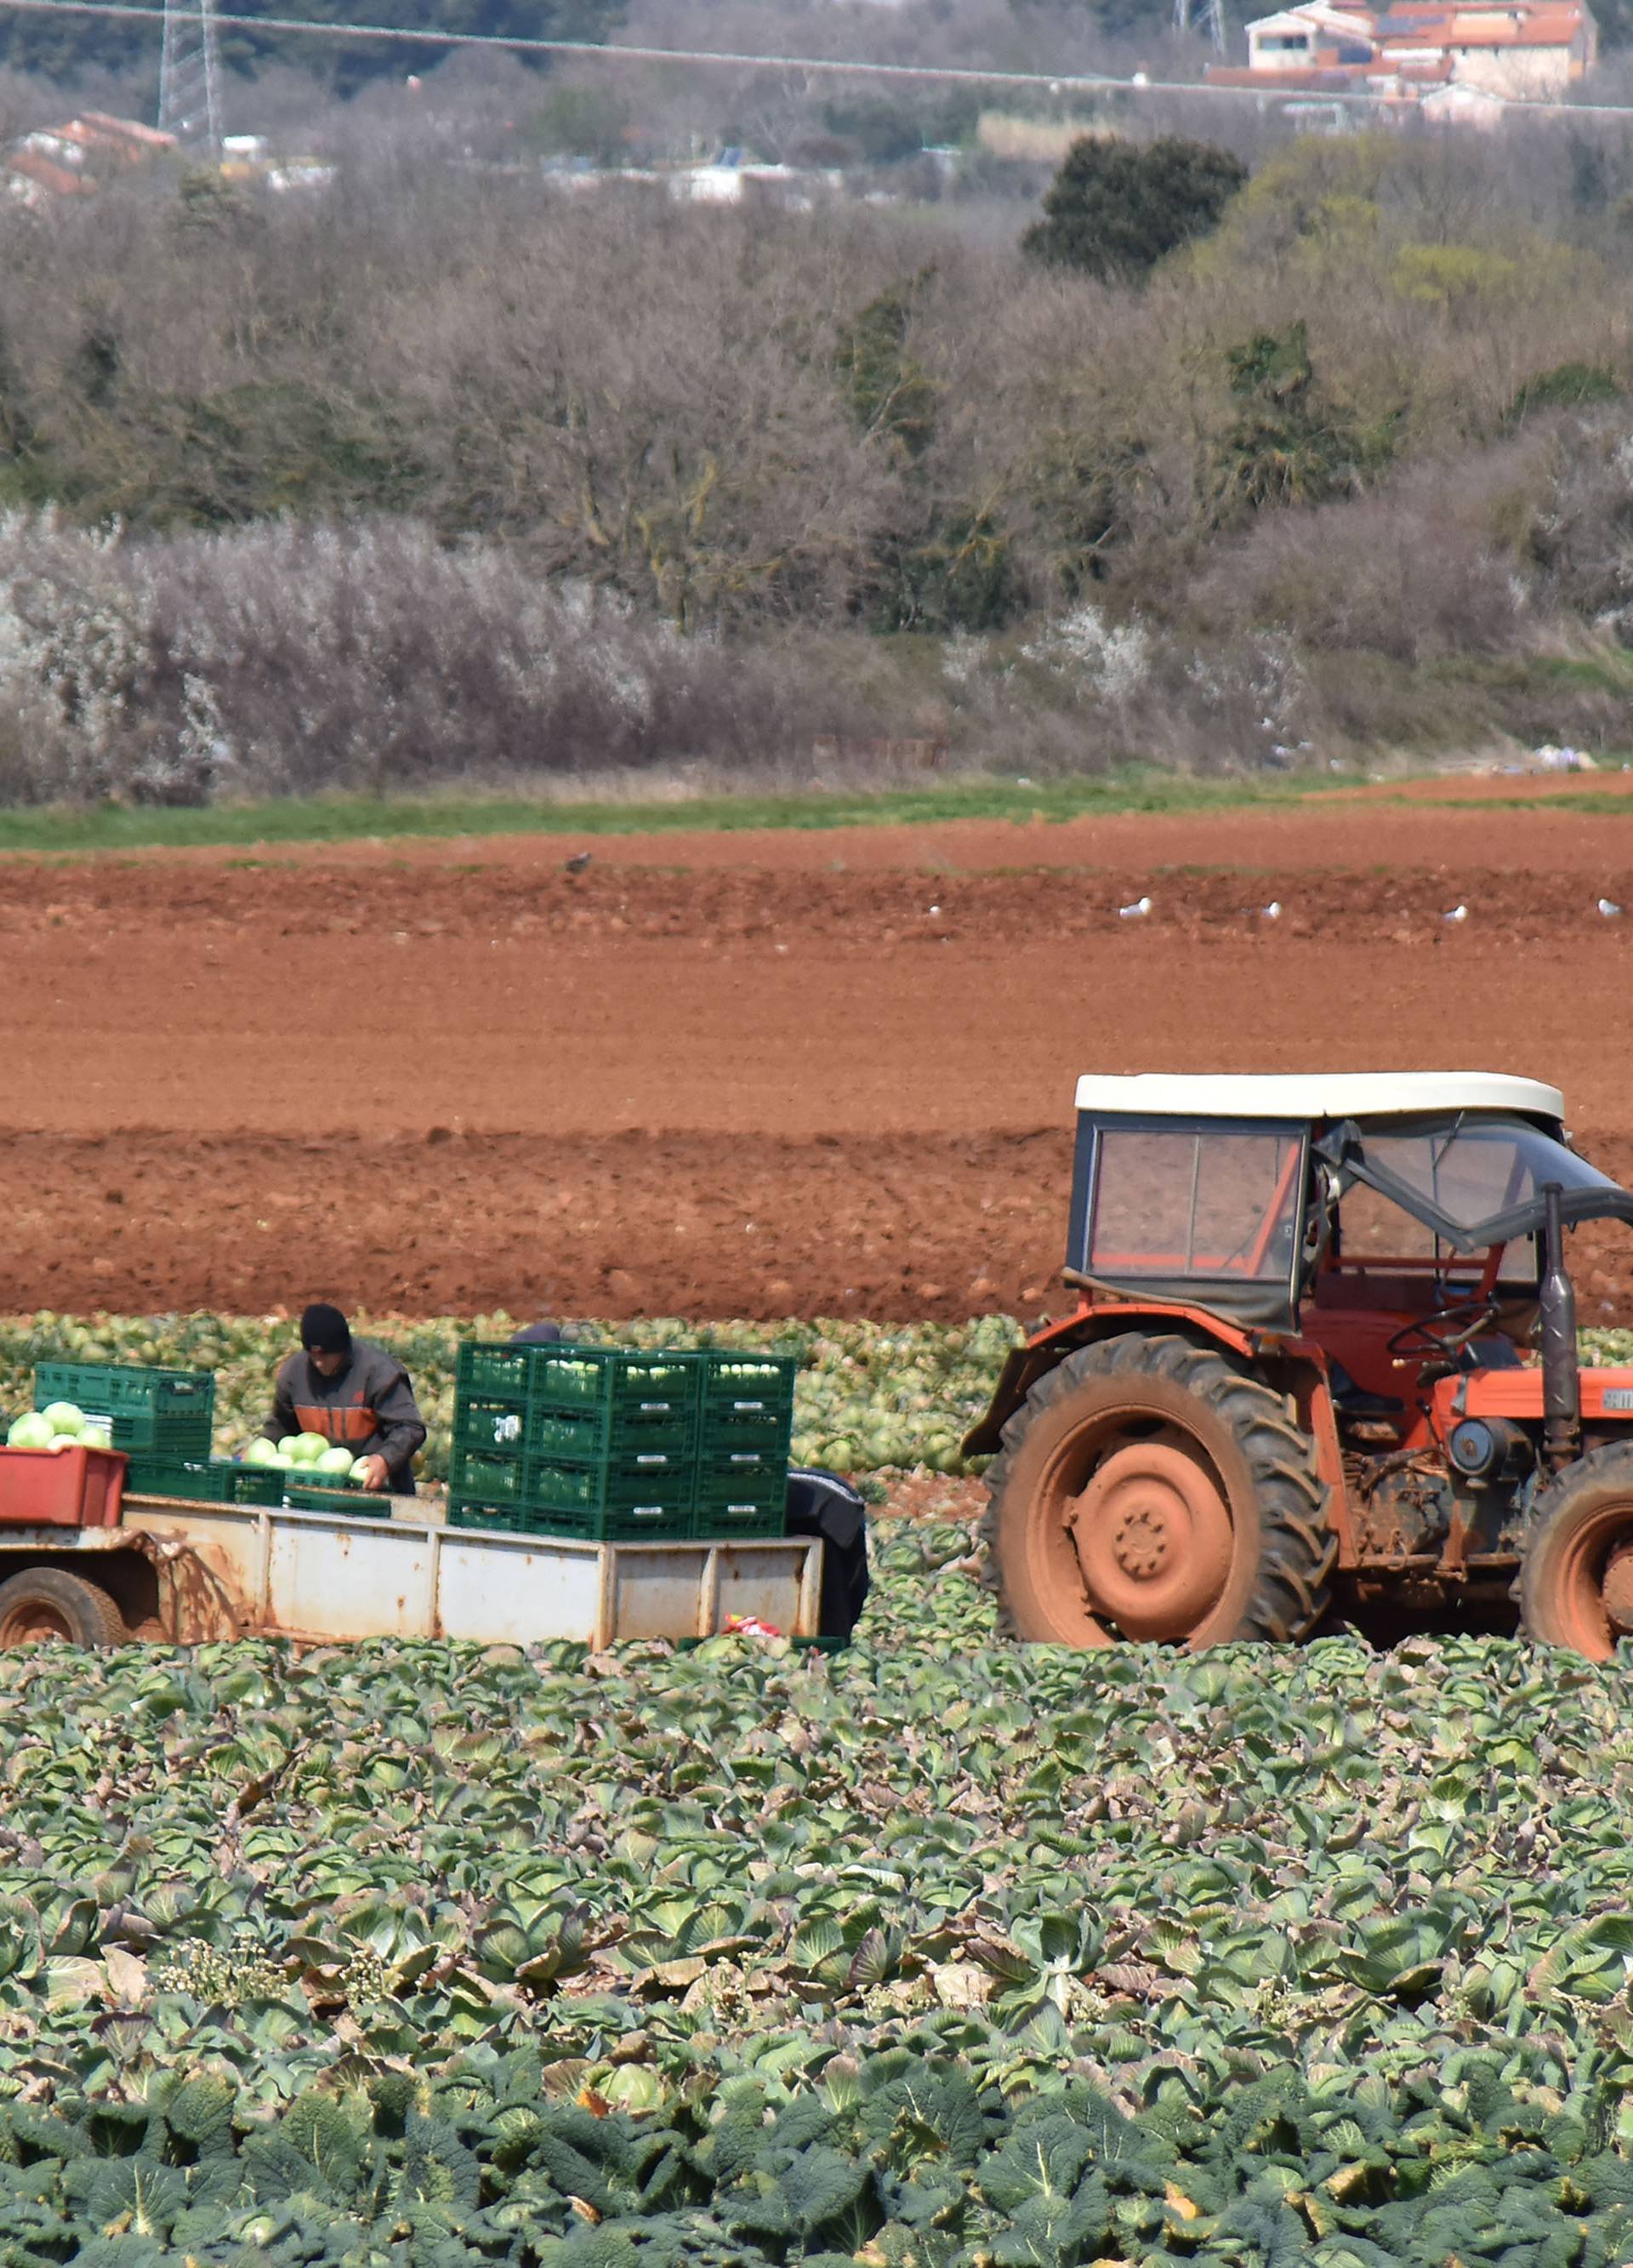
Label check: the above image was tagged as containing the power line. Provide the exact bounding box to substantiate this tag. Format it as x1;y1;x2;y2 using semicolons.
1;0;1632;122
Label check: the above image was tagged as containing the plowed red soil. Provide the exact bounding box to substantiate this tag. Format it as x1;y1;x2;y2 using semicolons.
8;785;1633;1319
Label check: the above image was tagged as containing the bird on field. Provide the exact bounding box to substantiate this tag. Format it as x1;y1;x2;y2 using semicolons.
1260;901;1282;920
564;851;593;876
1442;905;1469;925
1599;898;1623;918
1118;896;1152;920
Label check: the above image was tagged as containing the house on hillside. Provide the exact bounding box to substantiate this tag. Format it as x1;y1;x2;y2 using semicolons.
1209;0;1596;105
6;111;175;203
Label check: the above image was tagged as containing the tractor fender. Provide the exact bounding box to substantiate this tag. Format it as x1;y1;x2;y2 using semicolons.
963;1301;1352;1563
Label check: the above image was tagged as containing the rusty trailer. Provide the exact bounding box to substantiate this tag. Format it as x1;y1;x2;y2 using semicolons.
0;1494;824;1650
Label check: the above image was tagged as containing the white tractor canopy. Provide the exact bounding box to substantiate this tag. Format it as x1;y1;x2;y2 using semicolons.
1067;1071;1630;1326
1073;1072;1566;1125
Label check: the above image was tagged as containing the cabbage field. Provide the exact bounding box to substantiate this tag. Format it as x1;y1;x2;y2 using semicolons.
5;1315;1633;2264
0;1522;1629;2264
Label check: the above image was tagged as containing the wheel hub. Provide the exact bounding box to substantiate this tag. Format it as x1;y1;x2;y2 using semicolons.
1068;1440;1234;1642
1112;1505;1173;1578
1603;1544;1633;1633
0;1608;69;1645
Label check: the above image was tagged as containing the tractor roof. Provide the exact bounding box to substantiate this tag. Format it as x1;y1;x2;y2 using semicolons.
1073;1072;1566;1123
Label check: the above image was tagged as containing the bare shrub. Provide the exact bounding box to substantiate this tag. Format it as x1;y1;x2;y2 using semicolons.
1527;410;1633;639
1189;456;1534;665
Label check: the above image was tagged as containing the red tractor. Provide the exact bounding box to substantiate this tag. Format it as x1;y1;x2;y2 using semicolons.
964;1074;1633;1661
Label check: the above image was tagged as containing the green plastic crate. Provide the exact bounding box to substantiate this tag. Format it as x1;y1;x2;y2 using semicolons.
226;1465;287;1507
701;1354;796;1456
527;1402;693;1460
525;1347;701;1424
454;1342;536;1399
35;1361;214;1460
448;1444;530;1506
692;1457;787;1541
520;1496;695;1543
125;1456;232;1503
528;1451;692;1513
447;1500;548;1536
703;1353;797;1411
283;1481;386;1518
453;1394;529;1456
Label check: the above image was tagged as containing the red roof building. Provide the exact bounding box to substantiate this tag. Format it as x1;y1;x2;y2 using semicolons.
1209;0;1595;102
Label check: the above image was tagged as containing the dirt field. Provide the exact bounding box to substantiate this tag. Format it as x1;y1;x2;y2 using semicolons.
8;782;1633;1320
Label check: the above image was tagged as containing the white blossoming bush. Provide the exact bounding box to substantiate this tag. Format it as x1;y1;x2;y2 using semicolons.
0;516;884;805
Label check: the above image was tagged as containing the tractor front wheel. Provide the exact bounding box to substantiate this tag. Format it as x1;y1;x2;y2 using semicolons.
981;1333;1334;1647
1520;1445;1633;1660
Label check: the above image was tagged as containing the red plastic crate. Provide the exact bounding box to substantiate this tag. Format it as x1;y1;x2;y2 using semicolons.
0;1445;127;1528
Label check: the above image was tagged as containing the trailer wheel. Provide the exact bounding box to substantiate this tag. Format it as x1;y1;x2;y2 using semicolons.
1520;1445;1633;1660
0;1568;128;1648
980;1332;1334;1647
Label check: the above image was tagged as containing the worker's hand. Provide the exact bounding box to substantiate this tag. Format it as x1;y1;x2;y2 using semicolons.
356;1455;390;1494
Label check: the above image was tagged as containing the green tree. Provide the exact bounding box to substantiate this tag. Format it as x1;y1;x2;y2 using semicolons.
1023;135;1248;282
834;278;938;459
1211;321;1380;524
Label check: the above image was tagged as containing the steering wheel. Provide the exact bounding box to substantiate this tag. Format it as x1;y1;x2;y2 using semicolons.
1385;1296;1502;1362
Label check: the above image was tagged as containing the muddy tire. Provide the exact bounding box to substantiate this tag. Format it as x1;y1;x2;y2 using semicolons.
980;1333;1334;1647
1519;1445;1633;1660
0;1568;127;1648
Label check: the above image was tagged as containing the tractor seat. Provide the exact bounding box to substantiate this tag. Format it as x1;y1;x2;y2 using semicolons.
1329;1361;1405;1417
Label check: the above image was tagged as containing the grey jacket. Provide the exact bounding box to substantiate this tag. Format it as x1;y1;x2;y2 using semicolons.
261;1339;426;1494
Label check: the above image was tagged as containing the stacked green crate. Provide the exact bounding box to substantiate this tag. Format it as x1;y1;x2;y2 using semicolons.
445;1345;688;1540
446;1342;796;1541
523;1347;698;1539
446;1342;534;1532
695;1354;796;1540
35;1361;213;1461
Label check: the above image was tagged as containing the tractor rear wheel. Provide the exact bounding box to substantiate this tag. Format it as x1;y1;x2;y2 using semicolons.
1519;1445;1633;1660
980;1333;1334;1647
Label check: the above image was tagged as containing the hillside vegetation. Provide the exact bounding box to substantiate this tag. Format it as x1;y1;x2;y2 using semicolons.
6;126;1633;797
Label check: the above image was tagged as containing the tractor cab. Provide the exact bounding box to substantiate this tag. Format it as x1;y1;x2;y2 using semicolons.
969;1074;1633;1662
1064;1073;1632;1427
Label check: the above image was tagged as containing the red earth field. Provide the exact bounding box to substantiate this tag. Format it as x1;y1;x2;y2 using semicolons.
7;779;1633;1321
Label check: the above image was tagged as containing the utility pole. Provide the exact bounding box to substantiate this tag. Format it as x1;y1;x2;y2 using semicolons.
1173;0;1228;51
158;0;224;153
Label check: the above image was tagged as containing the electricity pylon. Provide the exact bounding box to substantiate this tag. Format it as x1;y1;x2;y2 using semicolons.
158;0;224;152
1174;0;1228;52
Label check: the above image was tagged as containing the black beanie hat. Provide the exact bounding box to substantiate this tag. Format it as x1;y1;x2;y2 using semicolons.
301;1302;351;1355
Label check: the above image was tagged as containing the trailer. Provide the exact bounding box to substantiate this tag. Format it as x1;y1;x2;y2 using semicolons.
0;1489;825;1650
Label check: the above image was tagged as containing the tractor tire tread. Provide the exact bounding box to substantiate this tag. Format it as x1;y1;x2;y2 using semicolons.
1518;1441;1633;1649
981;1332;1335;1645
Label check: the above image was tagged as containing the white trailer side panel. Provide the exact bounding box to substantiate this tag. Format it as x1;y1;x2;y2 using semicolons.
111;1497;822;1647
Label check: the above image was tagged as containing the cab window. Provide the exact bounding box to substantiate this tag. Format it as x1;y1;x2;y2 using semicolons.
1090;1125;1305;1284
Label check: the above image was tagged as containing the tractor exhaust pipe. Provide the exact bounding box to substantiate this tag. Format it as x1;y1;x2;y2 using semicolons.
1539;1181;1581;1471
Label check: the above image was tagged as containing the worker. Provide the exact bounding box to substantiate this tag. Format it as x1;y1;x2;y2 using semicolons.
261;1303;427;1496
509;1320;563;1347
